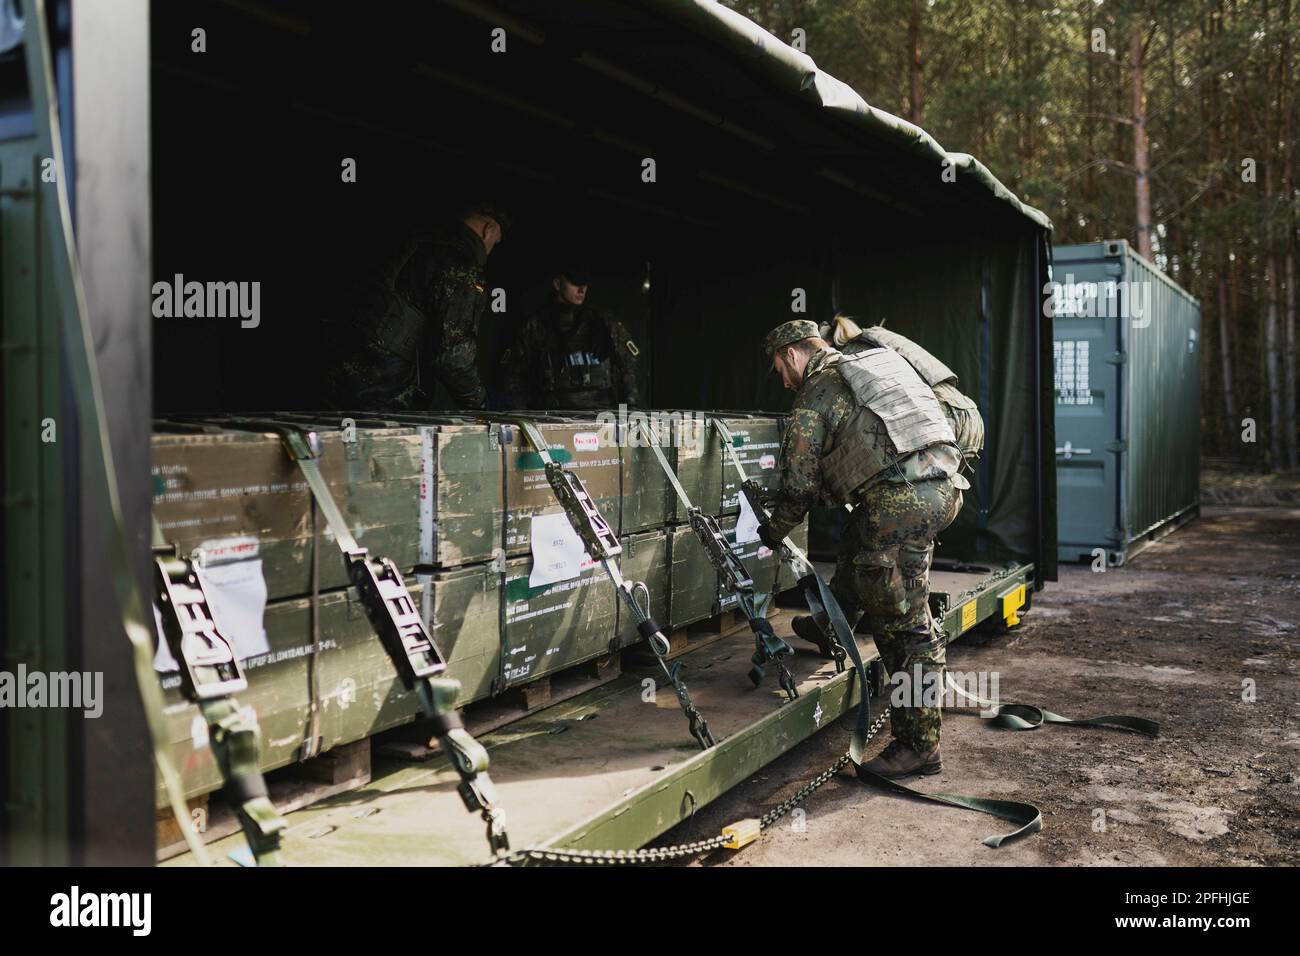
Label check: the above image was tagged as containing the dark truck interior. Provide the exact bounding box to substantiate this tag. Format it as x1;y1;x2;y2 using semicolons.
149;0;1054;575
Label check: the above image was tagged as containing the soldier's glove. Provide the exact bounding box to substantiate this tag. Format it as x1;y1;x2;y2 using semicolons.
757;523;783;550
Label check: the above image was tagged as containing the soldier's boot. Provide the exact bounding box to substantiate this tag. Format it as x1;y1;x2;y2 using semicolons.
860;739;942;779
791;615;834;659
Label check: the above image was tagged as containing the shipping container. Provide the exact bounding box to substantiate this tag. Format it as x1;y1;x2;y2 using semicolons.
1051;241;1201;564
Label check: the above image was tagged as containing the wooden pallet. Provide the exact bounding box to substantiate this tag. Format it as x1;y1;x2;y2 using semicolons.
156;738;372;862
626;608;747;664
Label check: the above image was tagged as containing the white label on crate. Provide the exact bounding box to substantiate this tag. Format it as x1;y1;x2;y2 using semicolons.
573;432;600;452
196;535;259;563
528;512;592;588
735;494;762;545
759;454;777;470
152;546;270;672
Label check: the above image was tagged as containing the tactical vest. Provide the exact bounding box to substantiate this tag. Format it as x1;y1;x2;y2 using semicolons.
855;326;957;387
541;310;617;399
933;381;985;462
819;348;957;502
542;352;615;393
848;328;984;462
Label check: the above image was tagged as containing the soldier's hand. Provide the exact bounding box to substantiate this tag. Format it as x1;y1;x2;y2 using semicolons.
757;523;783;550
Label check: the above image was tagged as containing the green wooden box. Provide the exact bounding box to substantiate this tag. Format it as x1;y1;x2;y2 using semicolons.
418;563;502;705
151;422;422;603
501;555;617;689
719;415;784;516
667;524;719;629
666;413;723;523
717;515;780;614
619;414;673;534
156;583;424;805
614;529;670;648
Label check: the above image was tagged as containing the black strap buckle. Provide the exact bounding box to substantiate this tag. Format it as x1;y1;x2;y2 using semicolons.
543;462;622;560
154;557;249;702
347;553;447;689
687;508;754;595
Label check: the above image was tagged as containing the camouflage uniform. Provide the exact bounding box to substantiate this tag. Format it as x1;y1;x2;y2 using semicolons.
501;302;640;409
325;221;489;410
764;327;962;752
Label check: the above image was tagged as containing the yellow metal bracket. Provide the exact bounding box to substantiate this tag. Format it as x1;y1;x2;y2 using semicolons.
722;818;761;850
1000;584;1027;627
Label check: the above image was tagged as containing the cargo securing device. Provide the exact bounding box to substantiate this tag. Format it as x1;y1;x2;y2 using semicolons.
1051;241;1202;564
2;0;1056;865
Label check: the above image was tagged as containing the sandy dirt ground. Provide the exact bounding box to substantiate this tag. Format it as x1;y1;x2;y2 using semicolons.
656;505;1300;866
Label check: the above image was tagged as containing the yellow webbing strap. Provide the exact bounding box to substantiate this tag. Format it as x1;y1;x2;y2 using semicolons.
21;0;211;866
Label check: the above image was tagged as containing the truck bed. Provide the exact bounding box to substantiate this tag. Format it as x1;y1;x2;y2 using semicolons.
166;565;1029;866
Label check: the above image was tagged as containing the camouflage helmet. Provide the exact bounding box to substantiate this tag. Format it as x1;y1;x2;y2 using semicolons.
762;319;821;357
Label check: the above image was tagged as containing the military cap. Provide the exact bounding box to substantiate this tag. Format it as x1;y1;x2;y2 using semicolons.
762;319;821;357
555;261;592;285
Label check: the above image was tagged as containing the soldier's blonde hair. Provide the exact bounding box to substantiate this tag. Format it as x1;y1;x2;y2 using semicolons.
820;313;865;348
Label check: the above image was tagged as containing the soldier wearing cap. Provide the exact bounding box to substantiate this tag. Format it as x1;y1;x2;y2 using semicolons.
758;318;967;778
324;200;509;410
501;263;641;409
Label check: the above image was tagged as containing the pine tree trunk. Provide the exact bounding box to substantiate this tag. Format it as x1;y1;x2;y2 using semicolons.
1218;242;1238;443
1131;25;1153;259
1264;152;1283;470
1286;243;1297;467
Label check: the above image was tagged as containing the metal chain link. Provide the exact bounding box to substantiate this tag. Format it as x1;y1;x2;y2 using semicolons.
494;709;891;867
760;709;889;830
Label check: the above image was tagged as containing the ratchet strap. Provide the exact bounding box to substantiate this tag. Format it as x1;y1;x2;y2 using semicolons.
514;419;715;749
633;419;796;700
712;419;872;761
152;521;287;866
854;765;1042;847
945;673;1160;736
234;421;510;857
20;1;211;866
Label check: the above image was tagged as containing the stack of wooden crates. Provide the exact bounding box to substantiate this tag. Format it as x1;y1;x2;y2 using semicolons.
150;411;807;806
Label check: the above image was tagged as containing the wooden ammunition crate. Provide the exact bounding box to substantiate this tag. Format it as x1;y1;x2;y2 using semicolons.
717;514;781;613
156;582;424;806
500;554;617;689
417;563;502;705
666;413;724;523
667;524;720;629
151;421;422;602
614;529;670;648
498;417;622;556
719;414;784;515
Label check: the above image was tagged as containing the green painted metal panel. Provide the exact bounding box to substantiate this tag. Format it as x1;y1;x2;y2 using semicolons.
1;138;70;864
1052;241;1201;562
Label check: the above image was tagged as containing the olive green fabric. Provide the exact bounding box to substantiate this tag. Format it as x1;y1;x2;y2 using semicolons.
646;0;1050;231
654;230;1053;576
